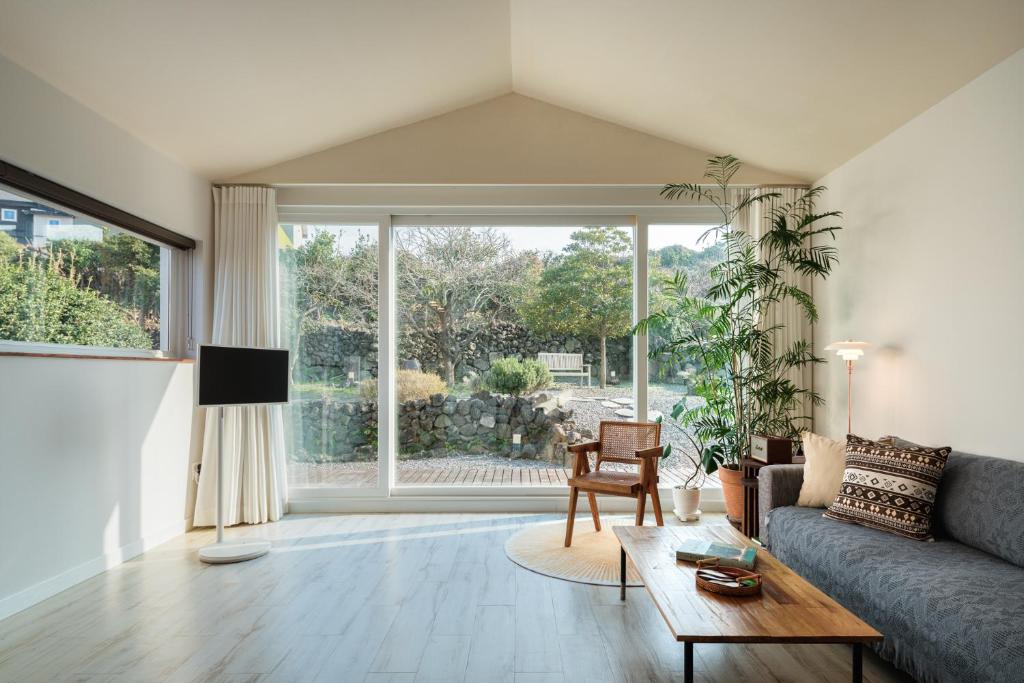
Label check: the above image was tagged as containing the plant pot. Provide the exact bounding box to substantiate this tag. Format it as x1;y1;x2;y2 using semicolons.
717;465;744;523
672;486;701;517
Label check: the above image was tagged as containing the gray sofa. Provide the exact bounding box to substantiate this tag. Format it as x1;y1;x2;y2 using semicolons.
759;451;1024;683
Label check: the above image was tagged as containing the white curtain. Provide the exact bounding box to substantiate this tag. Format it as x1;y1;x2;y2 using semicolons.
731;186;814;424
194;186;286;526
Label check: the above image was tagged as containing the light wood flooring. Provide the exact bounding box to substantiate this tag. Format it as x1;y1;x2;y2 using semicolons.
0;513;914;682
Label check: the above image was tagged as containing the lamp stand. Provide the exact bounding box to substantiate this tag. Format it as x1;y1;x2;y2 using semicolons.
846;360;854;434
198;406;271;564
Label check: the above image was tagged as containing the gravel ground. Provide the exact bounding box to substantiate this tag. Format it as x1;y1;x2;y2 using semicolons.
555;383;705;482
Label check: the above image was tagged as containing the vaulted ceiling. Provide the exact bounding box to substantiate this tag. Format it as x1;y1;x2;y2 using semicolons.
0;0;1020;181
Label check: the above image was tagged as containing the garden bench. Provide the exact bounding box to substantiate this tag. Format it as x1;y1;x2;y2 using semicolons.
538;352;591;386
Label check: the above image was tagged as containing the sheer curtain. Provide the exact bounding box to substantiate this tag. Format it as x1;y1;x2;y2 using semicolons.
194;185;286;526
731;186;814;424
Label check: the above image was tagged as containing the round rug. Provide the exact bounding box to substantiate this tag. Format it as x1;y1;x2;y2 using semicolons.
504;517;643;586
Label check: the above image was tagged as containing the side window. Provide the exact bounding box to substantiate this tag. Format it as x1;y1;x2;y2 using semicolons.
0;185;171;351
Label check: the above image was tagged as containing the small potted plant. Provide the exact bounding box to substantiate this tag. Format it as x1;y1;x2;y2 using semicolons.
669;432;706;521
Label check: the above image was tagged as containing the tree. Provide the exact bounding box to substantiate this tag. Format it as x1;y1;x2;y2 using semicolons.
636;155;842;473
0;250;153;349
396;227;537;386
519;227;633;388
50;231;161;344
281;230;378;335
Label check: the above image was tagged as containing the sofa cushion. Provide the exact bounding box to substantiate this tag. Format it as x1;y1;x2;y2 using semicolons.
933;451;1024;568
825;434;950;540
796;431;846;508
767;506;1024;683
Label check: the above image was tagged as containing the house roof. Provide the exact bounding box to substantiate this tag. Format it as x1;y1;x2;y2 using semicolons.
0;0;1020;181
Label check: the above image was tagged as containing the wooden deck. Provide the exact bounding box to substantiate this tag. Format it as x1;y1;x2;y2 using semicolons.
288;462;716;488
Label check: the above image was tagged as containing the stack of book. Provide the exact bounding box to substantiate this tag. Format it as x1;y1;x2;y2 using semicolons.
675;538;757;570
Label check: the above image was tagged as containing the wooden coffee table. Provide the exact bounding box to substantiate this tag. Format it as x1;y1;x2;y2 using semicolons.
615;524;882;683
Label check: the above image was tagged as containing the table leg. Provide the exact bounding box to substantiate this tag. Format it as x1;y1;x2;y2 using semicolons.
619;545;626;601
684;642;693;683
852;643;863;683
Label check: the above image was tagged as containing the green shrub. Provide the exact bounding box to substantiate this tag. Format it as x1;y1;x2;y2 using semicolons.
0;253;152;349
482;357;552;396
360;368;447;403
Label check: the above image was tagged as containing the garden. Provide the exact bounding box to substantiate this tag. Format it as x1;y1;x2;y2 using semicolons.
279;222;724;487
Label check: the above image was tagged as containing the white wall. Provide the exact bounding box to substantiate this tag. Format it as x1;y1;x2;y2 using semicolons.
0;54;212;619
813;50;1023;460
230;93;804;185
0;359;195;618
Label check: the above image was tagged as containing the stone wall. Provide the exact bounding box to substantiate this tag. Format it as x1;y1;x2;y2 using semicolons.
298;325;377;381
290;390;578;465
298;320;632;384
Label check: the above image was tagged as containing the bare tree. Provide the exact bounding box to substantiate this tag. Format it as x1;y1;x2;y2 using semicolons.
397;227;538;386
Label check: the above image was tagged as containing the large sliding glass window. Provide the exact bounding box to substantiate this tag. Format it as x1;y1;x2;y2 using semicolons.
393;222;633;487
278;223;379;488
276;215;724;495
647;224;725;488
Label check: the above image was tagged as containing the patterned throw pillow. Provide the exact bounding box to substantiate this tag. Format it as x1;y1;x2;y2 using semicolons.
824;434;951;540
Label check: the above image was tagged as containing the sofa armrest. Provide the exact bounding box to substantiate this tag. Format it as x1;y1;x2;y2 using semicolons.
758;464;805;542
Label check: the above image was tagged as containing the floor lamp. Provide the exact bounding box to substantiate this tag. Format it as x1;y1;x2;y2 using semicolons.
196;344;290;564
824;341;870;434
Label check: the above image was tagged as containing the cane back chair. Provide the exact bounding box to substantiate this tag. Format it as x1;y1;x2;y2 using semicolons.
564;420;664;547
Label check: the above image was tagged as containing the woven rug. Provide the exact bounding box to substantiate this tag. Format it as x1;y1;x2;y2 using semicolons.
504;517;643;587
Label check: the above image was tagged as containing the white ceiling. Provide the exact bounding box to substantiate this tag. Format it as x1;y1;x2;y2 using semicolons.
0;0;1021;181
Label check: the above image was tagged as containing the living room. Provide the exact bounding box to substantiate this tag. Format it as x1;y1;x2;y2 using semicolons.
0;2;1021;682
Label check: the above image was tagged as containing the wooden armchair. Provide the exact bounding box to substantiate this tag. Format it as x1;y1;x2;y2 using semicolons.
564;420;664;547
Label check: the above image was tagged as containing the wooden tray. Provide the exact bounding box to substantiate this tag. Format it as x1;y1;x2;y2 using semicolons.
695;558;762;597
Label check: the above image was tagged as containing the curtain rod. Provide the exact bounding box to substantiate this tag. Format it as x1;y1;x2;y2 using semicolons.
216;182;812;191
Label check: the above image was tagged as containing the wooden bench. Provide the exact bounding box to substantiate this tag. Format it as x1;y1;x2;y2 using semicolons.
537;352;591;386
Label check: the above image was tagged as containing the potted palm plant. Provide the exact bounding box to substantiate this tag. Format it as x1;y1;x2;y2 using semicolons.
637;155;842;522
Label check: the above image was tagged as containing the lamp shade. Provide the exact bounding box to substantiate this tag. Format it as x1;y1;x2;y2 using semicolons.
825;340;870;361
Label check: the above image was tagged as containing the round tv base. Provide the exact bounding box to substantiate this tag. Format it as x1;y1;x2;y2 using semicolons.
198;539;271;564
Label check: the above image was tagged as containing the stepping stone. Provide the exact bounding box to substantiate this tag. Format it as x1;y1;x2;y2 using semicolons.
648;410;663;422
570;397;594;402
612;397;633;405
614;408;636;418
601;401;619;408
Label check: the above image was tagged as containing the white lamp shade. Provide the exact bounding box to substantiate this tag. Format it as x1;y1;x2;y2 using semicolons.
825;340;870;361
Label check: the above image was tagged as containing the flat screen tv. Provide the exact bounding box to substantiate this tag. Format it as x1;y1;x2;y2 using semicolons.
196;345;290;407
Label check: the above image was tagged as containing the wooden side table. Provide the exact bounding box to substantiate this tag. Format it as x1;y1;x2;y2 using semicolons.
740;455;805;539
740;458;766;539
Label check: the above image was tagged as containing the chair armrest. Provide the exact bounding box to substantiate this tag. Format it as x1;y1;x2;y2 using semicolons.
568;440;600;453
758;464;805;544
634;446;664;459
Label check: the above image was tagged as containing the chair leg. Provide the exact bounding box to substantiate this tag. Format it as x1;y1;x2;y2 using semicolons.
587;492;601;531
635;490;647;526
565;487;580;547
647;483;663;528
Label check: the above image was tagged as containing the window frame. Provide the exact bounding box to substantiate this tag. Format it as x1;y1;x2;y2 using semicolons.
0;179;188;360
280;200;726;507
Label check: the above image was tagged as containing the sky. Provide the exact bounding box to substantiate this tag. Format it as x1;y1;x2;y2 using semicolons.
289;223;720;255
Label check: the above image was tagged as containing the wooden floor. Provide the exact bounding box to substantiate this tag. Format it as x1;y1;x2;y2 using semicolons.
289;463;713;489
0;513;913;683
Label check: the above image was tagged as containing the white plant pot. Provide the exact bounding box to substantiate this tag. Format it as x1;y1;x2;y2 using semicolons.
672;486;701;521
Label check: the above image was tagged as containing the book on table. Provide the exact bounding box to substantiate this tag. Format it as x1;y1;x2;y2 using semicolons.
675;538;757;570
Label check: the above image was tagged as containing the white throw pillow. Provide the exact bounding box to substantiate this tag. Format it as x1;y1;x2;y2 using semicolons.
796;432;847;508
